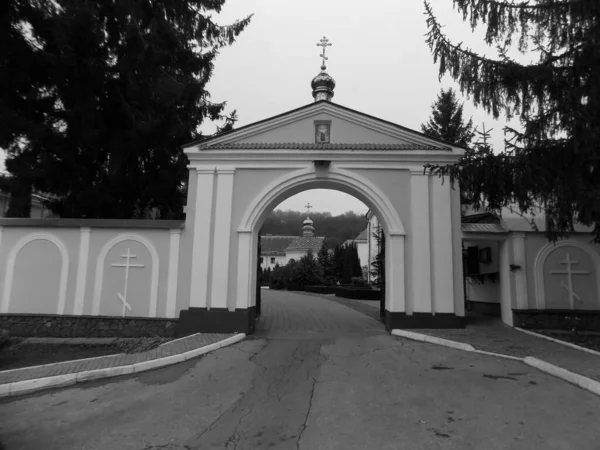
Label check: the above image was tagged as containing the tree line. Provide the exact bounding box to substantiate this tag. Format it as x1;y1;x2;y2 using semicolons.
3;0;599;243
261;210;368;249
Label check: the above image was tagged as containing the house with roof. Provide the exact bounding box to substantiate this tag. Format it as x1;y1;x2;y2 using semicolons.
260;216;325;270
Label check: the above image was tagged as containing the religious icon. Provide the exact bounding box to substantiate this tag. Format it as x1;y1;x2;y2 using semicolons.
315;123;330;144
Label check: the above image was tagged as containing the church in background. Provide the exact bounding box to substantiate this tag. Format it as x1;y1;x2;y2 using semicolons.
260;214;324;270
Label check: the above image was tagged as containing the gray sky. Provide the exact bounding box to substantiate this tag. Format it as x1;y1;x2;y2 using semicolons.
201;0;522;215
1;0;525;217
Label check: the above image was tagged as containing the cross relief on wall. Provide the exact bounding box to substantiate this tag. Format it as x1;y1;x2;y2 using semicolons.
549;252;590;309
111;247;145;317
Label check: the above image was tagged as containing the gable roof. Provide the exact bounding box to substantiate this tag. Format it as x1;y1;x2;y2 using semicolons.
260;235;296;255
184;100;465;151
285;236;324;252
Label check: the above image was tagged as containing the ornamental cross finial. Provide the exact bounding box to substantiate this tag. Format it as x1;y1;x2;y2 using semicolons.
305;202;313;215
317;36;332;70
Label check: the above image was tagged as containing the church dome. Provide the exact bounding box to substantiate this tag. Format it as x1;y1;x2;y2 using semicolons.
303;216;314;226
311;69;336;101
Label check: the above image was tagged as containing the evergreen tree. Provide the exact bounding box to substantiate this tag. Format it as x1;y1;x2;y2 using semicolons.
333;245;345;282
423;1;600;242
317;239;334;283
342;242;361;283
1;0;251;218
421;88;474;147
290;249;322;288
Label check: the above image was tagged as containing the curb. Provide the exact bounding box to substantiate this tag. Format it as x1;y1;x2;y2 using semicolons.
0;333;246;399
391;329;475;351
515;327;600;358
524;357;600;397
391;328;600;398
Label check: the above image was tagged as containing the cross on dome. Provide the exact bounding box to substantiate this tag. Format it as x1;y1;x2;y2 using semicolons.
317;36;332;70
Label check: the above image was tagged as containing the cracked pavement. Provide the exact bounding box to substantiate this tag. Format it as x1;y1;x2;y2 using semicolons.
1;290;600;449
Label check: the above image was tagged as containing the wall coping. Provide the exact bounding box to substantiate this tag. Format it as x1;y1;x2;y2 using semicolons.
0;313;178;321
0;219;186;229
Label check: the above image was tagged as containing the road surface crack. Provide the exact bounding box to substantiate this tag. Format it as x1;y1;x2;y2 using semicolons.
296;376;317;450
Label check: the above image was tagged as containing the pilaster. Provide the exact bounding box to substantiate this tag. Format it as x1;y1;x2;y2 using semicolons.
385;233;405;313
189;167;215;308
209;167;236;309
166;229;181;317
512;232;528;309
408;172;432;313
429;177;454;313
73;227;91;315
499;238;514;325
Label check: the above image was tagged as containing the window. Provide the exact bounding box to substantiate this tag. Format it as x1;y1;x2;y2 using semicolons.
260;257;264;263
270;257;276;264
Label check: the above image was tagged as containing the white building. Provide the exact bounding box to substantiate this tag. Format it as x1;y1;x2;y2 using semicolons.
260;216;324;269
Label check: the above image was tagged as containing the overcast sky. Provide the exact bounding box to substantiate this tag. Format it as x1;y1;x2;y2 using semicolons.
201;0;523;215
1;0;526;217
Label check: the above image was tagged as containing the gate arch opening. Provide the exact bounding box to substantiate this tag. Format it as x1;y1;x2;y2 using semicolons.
235;166;406;325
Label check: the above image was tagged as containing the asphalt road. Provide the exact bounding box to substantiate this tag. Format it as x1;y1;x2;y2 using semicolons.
1;290;599;449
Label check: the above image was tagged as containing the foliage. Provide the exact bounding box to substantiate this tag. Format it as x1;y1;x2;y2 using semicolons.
261;210;367;248
370;226;385;286
1;0;251;218
342;242;363;283
421;87;474;147
317;240;334;282
423;0;600;242
291;250;322;288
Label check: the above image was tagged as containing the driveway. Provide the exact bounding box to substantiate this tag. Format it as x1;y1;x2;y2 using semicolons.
1;290;599;449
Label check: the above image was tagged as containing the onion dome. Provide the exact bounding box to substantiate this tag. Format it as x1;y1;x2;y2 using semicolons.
302;216;315;237
311;69;336;102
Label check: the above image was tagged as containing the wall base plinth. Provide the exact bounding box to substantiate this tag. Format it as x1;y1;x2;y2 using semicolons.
384;311;467;330
176;307;256;337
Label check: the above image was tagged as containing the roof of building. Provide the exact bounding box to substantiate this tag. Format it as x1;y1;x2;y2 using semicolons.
196;143;446;151
354;227;368;241
285;236;325;252
260;235;296;256
184;100;464;150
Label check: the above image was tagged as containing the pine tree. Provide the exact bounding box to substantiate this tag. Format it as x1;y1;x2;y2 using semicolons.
423;1;600;242
317;239;333;283
1;0;251;218
421;88;474;147
290;249;322;288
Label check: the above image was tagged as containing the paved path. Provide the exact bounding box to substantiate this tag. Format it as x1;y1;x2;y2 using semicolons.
0;333;233;385
1;291;599;449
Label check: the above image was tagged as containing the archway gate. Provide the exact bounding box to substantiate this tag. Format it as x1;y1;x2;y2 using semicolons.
177;100;467;335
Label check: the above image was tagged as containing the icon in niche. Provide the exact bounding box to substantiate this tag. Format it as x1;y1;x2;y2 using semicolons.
315;123;330;144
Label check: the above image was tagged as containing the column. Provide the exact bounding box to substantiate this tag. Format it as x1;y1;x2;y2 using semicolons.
209;167;236;309
236;231;253;311
429;176;454;313
499;238;514;326
73;227;91;315
189;167;215;308
511;232;529;310
385;233;405;313
166;229;181;317
409;172;432;313
450;181;465;316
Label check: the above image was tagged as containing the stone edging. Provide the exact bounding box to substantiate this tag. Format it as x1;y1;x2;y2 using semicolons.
0;333;245;399
514;327;600;358
391;329;600;398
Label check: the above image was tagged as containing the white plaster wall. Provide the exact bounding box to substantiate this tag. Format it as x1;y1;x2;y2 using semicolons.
356;241;368;269
524;233;600;310
0;225;177;318
240;112;407;145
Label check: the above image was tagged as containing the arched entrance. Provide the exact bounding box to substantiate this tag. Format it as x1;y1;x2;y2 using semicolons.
177;100;467;335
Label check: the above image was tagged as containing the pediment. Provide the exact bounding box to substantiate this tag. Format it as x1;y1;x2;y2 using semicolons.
184;101;461;151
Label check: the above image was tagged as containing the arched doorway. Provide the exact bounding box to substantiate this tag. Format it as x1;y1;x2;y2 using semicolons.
177;100;467;335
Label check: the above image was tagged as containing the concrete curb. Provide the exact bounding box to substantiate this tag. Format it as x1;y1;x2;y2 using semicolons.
524;357;600;397
391;329;476;351
0;333;246;400
391;328;600;397
515;327;600;358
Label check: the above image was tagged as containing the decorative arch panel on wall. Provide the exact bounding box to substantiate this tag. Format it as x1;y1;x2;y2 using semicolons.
1;233;69;314
92;234;159;317
534;240;600;310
